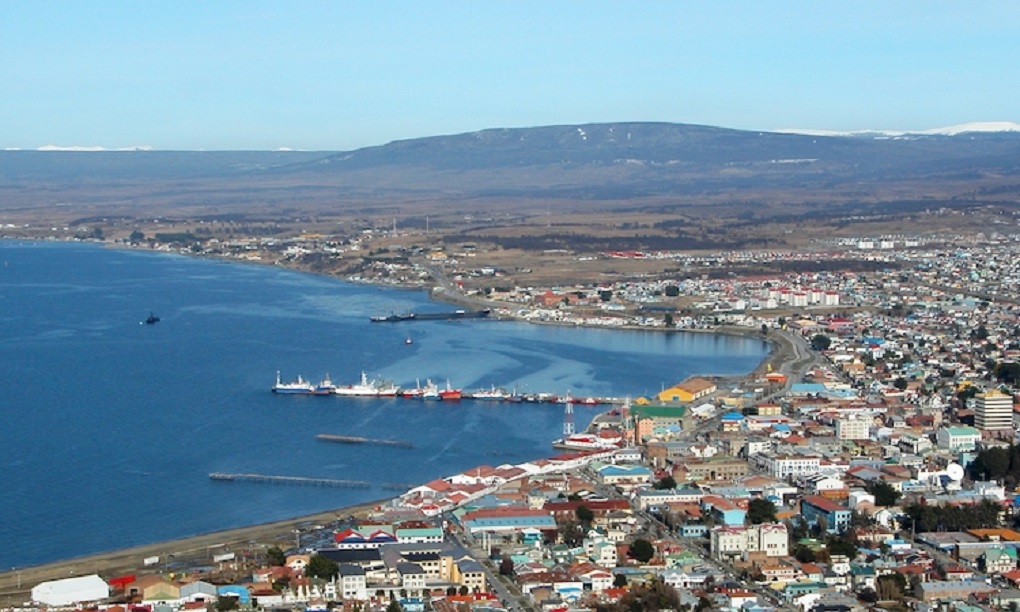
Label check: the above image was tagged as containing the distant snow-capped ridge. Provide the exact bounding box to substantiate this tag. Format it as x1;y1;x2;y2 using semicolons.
775;121;1020;138
36;145;154;151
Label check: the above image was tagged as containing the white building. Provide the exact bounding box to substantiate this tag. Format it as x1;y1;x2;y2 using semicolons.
761;454;822;479
836;416;871;440
31;575;110;607
710;523;789;560
338;565;367;601
975;390;1013;432
936;426;982;452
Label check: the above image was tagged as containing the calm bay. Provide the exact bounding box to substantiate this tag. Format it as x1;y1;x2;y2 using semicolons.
0;241;768;569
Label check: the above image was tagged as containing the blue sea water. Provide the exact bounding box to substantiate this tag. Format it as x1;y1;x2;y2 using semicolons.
0;241;768;569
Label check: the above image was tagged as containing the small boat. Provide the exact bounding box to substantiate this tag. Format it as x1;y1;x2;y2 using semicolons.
143;312;160;325
405;336;413;345
272;371;315;394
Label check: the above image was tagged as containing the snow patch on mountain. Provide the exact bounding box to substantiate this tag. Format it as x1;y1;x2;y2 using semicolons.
775;121;1020;138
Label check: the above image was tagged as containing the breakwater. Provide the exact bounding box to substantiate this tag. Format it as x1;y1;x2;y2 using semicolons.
316;434;414;448
209;473;372;488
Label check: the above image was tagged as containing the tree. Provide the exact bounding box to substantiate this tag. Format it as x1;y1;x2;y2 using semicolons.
664;285;680;297
386;601;403;612
629;538;655;563
825;535;858;558
458;586;469;596
867;481;902;507
761;323;769;336
267;545;287;566
793;545;816;563
875;574;906;600
613;573;628;587
129;229;145;242
499;555;514;576
746;498;777;525
664;313;674;328
893;377;908;390
305;554;339;580
996;362;1020;384
215;597;238;611
576;504;595;525
558;520;584;546
810;334;832;351
654;475;677;490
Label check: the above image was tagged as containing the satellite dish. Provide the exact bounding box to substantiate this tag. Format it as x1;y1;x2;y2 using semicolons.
946;463;965;481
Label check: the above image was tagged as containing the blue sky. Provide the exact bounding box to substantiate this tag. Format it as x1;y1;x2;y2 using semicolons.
2;1;1017;150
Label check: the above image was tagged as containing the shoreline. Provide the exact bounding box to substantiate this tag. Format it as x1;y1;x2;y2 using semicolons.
0;499;390;605
0;240;797;604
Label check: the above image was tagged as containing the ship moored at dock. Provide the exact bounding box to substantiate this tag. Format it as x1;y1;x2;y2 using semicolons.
272;371;315;394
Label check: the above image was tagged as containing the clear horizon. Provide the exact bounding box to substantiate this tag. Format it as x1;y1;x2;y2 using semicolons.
3;1;1018;151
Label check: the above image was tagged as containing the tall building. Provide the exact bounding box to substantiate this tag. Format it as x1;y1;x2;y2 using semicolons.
975;389;1014;433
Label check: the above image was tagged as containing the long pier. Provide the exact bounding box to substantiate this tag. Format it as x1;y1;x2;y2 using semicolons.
316;434;413;448
209;472;371;488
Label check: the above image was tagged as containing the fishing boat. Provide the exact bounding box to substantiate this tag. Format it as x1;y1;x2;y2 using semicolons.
272;371;315;394
313;374;337;395
439;379;462;400
421;379;440;400
468;385;509;400
335;371;399;397
143;312;160;325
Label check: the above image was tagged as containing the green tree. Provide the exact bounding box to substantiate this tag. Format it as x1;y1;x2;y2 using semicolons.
867;481;902;507
386;600;403;612
576;504;595;525
996;362;1020;384
875;573;907;600
613;573;628;587
629;538;655;563
654;475;677;490
267;545;286;566
305;554;339;580
810;334;832;351
825;535;858;558
746;498;777;524
129;229;145;242
559;520;584;546
893;377;908;390
499;556;514;576
793;545;816;563
215;597;238;611
664;285;680;297
664;313;674;327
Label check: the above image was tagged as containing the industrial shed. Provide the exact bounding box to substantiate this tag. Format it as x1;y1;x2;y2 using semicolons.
31;574;109;606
